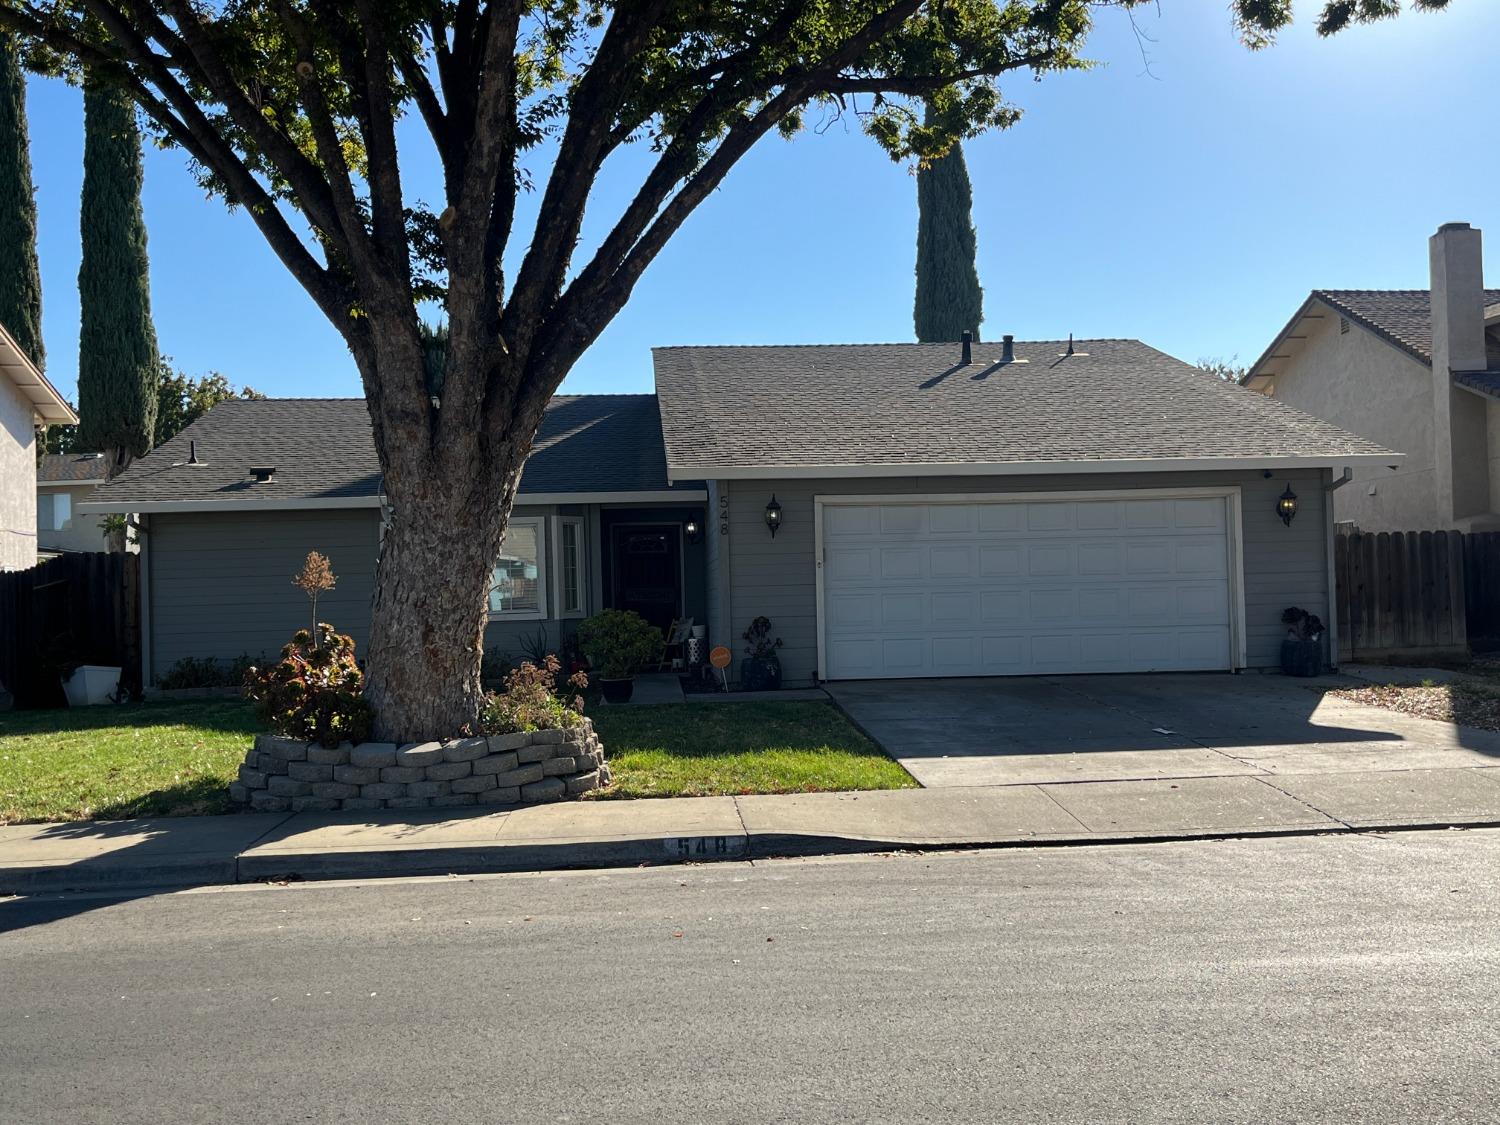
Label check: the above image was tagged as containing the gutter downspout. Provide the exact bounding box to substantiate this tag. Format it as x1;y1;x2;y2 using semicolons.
1323;468;1354;669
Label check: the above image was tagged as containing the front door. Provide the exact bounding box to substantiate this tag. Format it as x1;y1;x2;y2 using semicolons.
610;524;682;633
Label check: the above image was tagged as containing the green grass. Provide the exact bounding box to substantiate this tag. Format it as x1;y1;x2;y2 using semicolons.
0;700;258;824
589;701;916;799
0;697;914;824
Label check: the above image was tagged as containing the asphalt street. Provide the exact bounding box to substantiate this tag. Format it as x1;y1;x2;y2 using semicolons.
3;830;1499;1124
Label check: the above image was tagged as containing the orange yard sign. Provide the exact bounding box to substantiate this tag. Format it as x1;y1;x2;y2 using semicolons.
708;646;731;669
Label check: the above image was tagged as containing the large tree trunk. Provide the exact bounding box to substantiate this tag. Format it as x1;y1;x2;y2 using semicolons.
363;491;507;741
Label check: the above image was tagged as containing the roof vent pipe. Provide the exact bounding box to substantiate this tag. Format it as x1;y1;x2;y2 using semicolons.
1066;333;1075;356
1002;334;1015;363
187;440;199;465
960;330;972;365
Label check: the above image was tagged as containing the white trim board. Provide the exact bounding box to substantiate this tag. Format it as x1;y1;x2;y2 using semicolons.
80;489;706;515
671;454;1400;483
813;486;1248;681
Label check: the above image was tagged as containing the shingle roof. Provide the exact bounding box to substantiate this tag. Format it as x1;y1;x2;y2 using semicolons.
85;394;694;508
37;452;110;483
1313;289;1500;366
652;339;1396;473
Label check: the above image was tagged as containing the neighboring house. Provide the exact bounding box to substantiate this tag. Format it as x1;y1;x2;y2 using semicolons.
1245;222;1500;531
0;323;77;572
36;452;112;555
83;339;1394;687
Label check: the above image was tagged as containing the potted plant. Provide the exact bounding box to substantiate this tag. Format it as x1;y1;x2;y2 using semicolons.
576;609;662;703
1280;607;1325;677
741;616;783;692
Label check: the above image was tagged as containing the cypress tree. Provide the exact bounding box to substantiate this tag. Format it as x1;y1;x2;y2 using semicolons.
914;114;984;343
0;33;44;369
76;74;157;470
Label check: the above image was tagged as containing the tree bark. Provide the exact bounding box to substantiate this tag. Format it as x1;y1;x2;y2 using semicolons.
363;491;507;741
357;341;528;742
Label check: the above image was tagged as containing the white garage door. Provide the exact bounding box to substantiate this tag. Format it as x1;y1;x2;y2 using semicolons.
819;494;1236;680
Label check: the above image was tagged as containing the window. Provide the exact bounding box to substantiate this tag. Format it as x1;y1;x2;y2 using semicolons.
36;492;71;532
488;518;546;618
557;517;584;617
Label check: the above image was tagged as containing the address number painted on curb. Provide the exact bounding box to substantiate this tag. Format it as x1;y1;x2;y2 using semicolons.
665;836;743;858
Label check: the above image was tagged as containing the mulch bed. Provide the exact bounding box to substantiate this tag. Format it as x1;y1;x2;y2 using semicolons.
1330;682;1500;732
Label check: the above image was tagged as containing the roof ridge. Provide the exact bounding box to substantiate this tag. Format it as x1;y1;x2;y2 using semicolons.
652;338;1147;351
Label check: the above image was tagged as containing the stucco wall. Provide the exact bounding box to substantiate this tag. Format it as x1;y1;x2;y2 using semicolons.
37;483;111;554
1268;310;1431;530
714;470;1328;686
0;375;37;572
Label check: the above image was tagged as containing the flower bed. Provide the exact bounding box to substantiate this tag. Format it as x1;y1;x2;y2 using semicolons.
229;720;610;813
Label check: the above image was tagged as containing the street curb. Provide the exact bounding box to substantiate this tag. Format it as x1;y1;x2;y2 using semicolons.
7;816;1500;897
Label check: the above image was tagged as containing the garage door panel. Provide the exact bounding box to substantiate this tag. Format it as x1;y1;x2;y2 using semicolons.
822;495;1236;680
1028;544;1073;576
827;547;874;581
930;545;975;578
879;548;922;579
929;505;975;534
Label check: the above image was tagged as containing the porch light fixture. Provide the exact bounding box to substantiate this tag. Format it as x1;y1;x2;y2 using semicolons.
764;495;783;538
685;518;702;544
1276;484;1298;527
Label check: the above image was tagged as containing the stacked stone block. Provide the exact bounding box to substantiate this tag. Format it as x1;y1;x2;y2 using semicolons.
228;720;610;813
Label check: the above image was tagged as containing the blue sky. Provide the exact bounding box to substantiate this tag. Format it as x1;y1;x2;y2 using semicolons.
23;2;1500;402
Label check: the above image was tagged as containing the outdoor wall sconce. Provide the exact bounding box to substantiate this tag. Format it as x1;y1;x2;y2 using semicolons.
1277;484;1299;527
764;495;783;538
685;518;702;544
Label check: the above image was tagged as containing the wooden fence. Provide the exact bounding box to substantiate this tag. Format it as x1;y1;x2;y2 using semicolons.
1333;530;1467;662
0;552;140;709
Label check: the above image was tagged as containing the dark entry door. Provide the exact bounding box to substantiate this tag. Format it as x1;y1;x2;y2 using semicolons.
610;525;681;633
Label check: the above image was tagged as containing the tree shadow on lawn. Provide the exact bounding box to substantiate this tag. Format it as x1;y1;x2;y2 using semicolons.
0;699;258;740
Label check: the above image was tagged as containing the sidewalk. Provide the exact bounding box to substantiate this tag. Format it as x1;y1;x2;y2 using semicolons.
6;762;1500;895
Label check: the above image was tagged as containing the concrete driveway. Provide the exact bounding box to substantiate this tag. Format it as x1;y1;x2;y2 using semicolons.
826;673;1500;788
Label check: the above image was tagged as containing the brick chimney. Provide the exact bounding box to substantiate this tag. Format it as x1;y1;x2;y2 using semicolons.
1429;222;1489;522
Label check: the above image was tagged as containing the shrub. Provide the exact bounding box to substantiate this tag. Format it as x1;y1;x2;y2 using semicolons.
743;616;783;662
575;609;661;680
1282;606;1325;642
244;623;372;747
479;655;588;734
157;654;258;691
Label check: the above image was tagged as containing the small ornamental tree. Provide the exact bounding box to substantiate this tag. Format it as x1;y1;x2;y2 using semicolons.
292;550;337;635
0;1;1444;739
245;625;372;748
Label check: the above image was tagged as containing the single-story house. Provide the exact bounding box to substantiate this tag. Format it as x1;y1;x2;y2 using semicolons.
1244;222;1500;532
37;452;112;555
83;337;1397;686
1;322;77;573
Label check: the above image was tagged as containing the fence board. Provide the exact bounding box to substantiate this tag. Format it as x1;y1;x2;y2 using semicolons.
0;552;139;709
1333;529;1471;662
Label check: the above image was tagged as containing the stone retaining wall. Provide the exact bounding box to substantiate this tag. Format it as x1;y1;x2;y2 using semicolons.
228;720;610;813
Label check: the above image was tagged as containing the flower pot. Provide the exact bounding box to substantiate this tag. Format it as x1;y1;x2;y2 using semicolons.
1280;638;1322;678
600;677;635;704
740;656;782;693
62;664;122;706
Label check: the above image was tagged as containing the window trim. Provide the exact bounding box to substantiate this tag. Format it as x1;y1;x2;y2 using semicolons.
488;516;548;621
554;516;586;619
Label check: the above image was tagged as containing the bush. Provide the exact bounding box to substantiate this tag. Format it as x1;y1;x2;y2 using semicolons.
479;655;588;734
575;609;661;680
157;654;258;691
244;623;372;747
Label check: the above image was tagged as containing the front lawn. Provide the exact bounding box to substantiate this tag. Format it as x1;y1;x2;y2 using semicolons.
0;700;257;824
0;697;913;824
589;701;916;799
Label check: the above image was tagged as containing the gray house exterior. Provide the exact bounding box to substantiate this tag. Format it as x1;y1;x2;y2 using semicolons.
86;337;1394;688
36;453;113;555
